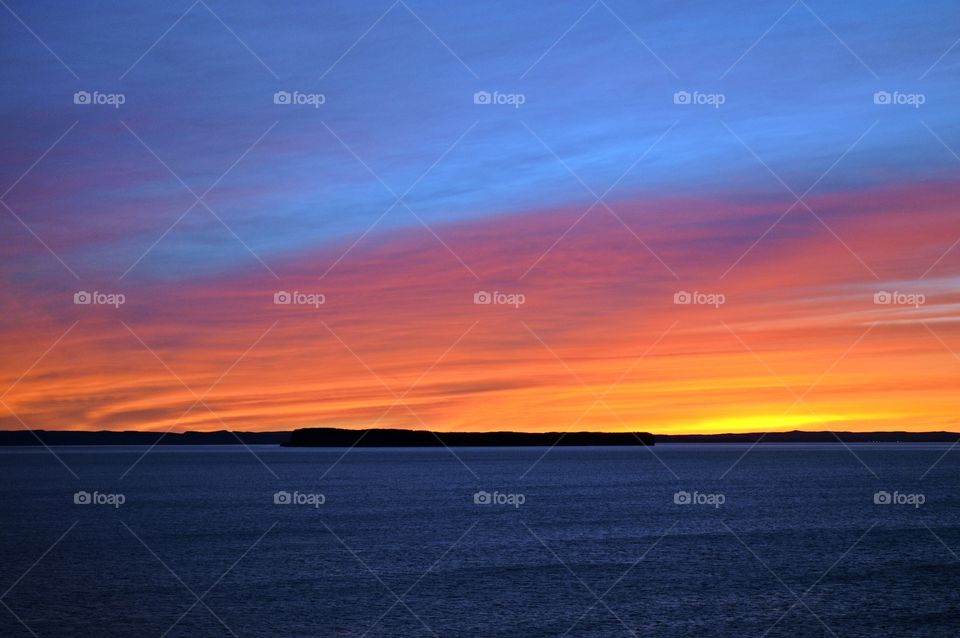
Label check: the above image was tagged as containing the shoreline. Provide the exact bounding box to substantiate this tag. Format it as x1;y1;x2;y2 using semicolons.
0;428;958;446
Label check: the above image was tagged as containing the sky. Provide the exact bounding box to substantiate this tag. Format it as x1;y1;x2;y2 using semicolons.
1;0;959;434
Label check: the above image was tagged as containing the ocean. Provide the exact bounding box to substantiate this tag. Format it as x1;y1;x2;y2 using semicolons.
1;443;957;637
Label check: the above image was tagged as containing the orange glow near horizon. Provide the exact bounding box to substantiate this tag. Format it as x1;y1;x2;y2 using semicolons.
2;184;959;435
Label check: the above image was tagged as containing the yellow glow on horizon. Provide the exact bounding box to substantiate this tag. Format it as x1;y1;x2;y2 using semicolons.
676;413;891;435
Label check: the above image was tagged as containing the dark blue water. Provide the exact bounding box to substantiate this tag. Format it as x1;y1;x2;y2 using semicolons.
1;444;959;637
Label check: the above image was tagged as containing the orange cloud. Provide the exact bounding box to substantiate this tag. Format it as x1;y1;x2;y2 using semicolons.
2;182;959;434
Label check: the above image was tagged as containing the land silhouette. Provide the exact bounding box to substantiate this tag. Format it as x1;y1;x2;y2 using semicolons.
1;427;958;446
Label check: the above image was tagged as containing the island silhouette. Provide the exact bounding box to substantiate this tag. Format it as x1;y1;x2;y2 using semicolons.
1;428;959;446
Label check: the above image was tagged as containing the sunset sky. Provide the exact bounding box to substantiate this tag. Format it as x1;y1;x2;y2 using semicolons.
1;0;959;434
